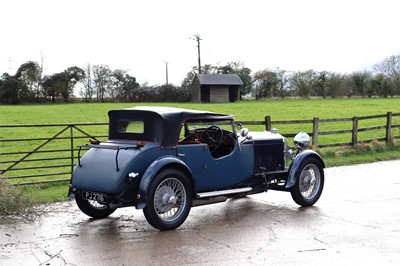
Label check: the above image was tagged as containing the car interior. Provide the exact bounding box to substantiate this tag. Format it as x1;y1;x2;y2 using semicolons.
178;121;237;158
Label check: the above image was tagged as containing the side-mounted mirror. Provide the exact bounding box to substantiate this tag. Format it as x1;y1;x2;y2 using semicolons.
238;128;252;145
240;128;249;138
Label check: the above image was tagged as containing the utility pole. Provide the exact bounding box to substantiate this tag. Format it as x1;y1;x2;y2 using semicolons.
191;34;202;74
164;61;170;85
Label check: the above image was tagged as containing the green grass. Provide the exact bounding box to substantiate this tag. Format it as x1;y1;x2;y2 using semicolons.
1;98;400;123
1;98;400;203
16;181;70;202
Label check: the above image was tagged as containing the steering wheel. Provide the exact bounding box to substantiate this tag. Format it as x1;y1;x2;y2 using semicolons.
200;126;223;153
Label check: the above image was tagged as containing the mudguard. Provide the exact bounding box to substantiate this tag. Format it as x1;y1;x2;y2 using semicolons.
136;156;192;209
285;150;325;189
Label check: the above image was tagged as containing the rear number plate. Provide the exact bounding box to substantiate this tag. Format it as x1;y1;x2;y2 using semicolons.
82;190;107;203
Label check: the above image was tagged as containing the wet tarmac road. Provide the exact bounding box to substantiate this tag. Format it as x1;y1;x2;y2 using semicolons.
1;160;400;265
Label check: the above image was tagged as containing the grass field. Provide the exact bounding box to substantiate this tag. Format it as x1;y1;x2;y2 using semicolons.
2;98;400;123
1;98;400;203
2;98;400;147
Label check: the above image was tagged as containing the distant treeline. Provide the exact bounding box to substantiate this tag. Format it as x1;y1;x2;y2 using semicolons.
1;55;399;104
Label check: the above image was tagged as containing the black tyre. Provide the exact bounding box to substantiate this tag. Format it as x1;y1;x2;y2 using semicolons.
290;158;324;207
75;193;117;219
143;169;192;231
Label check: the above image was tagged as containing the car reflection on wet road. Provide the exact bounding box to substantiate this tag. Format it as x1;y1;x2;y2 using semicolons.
1;160;400;265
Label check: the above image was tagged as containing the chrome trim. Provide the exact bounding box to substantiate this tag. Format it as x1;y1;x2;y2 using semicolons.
197;187;252;198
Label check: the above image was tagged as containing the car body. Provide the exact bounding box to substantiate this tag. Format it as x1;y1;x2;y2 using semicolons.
68;106;325;230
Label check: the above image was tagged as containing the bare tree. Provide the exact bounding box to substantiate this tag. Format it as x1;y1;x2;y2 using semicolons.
92;65;112;102
290;70;316;98
326;72;344;98
80;64;94;102
374;55;400;95
275;69;290;98
350;71;372;97
314;71;329;98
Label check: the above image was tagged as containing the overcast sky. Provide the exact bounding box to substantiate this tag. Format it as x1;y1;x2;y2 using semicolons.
1;0;399;85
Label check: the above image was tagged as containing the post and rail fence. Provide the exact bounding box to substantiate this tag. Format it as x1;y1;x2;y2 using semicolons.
1;112;399;186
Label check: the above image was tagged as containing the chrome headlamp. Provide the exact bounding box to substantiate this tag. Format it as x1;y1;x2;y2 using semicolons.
294;132;310;151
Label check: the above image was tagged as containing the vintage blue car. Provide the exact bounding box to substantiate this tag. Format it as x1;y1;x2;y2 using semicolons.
68;106;324;230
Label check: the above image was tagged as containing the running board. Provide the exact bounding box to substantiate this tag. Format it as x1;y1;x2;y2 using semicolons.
197;187;252;198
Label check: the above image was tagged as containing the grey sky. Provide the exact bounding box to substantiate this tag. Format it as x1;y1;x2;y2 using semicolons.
1;0;399;85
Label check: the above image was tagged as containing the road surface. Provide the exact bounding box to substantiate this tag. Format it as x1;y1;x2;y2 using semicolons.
1;160;400;265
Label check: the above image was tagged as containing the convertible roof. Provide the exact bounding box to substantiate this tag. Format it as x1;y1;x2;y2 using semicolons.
128;106;233;120
108;106;234;147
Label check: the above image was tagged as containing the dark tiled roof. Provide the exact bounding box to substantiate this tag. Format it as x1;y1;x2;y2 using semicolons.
196;74;243;85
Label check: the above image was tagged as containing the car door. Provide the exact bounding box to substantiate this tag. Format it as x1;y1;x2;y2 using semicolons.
177;140;253;192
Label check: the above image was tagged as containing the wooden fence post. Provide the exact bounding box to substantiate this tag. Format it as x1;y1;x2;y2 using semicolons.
352;116;358;148
386;112;393;145
312;117;319;148
265;116;271;131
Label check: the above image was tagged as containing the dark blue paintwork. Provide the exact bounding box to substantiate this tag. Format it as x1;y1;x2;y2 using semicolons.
285;150;325;188
69;106;324;213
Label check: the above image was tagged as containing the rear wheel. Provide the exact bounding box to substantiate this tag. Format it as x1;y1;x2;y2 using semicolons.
290;158;324;207
143;169;192;231
75;193;117;219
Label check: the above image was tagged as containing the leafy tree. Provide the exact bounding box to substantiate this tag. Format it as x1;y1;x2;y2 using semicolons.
199;64;217;74
14;61;42;101
217;62;252;98
110;69;126;101
370;73;393;98
252;69;278;99
42;66;85;102
42;73;66;101
136;83;157;102
64;66;85;100
0;73;29;104
181;68;196;90
121;73;140;101
182;62;252;99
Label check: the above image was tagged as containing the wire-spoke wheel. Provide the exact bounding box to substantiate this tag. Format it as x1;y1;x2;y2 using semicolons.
143;169;192;231
75;193;116;219
291;158;324;207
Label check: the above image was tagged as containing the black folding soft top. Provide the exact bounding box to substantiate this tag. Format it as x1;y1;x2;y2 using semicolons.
108;106;234;148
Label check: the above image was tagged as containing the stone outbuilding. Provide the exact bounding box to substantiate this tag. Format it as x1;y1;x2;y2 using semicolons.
190;74;243;103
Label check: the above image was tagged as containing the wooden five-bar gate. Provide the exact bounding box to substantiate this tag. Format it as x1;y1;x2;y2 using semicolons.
0;112;399;186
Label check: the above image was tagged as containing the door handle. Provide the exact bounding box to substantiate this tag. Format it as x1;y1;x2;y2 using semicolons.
178;153;186;157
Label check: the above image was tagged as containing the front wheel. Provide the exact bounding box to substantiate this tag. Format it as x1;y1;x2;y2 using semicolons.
290;158;324;207
143;169;192;231
75;193;117;219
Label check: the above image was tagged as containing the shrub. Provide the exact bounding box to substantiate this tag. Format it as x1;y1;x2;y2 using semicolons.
0;178;43;222
371;140;384;152
355;142;372;152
